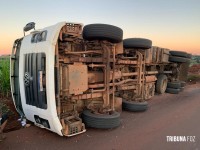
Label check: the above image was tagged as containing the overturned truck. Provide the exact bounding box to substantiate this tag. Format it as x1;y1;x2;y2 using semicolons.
10;22;191;136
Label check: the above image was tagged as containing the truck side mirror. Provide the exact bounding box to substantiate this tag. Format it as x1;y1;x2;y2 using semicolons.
23;22;35;36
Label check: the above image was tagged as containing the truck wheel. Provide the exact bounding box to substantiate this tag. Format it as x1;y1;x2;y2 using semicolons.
167;81;181;89
123;38;152;49
82;109;120;129
156;74;168;94
170;51;188;58
82;24;123;43
166;88;180;94
169;56;190;63
122;100;148;112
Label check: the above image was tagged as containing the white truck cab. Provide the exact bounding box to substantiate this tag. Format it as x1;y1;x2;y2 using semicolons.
11;22;86;136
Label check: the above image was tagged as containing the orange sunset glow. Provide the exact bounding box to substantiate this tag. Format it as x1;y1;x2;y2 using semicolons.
0;0;200;55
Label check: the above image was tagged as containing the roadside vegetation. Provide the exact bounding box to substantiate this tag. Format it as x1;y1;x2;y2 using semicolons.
0;57;10;97
187;74;200;82
0;56;11;118
190;55;200;66
0;56;21;132
188;55;200;82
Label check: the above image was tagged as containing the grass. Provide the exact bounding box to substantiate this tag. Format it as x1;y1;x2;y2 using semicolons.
0;102;10;114
0;58;10;97
190;55;200;66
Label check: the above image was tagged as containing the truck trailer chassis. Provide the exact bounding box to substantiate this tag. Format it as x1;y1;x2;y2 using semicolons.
10;22;191;136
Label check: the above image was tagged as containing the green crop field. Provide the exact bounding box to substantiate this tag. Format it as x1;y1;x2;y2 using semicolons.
190;55;200;66
0;56;10;97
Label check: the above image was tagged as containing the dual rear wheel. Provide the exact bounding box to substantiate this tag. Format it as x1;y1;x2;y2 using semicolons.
166;81;185;94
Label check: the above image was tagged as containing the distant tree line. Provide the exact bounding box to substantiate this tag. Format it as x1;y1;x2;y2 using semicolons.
190;55;200;66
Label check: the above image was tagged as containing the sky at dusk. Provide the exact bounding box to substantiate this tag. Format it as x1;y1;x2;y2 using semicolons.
0;0;200;55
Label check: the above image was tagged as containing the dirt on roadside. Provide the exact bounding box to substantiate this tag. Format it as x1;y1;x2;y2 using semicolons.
189;64;200;74
0;96;21;132
187;64;200;84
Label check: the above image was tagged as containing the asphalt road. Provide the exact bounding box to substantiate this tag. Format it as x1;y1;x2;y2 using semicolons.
1;83;200;150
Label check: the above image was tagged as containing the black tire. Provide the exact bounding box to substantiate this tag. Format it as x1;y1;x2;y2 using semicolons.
122;100;148;112
169;56;190;63
123;38;152;49
166;88;180;94
82;109;120;129
83;24;123;43
156;74;168;94
180;81;186;87
170;51;188;58
167;82;181;89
